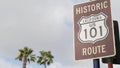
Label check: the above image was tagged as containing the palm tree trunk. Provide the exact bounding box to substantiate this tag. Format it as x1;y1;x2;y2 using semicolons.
22;55;27;68
44;63;47;68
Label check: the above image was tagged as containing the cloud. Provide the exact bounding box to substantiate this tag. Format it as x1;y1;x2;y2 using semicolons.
0;58;20;68
0;0;73;57
48;60;93;68
48;62;77;68
0;0;74;66
48;62;65;68
0;56;38;68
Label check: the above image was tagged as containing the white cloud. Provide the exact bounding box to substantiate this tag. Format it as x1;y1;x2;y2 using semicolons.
0;58;20;68
48;62;64;68
0;0;74;67
48;60;93;68
0;0;74;57
0;57;37;68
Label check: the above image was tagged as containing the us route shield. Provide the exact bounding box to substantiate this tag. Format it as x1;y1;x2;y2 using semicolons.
78;12;109;43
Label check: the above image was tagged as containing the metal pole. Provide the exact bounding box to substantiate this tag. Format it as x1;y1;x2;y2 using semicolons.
108;62;113;68
93;59;100;68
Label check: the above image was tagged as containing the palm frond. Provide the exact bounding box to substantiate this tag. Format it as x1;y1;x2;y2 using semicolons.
37;50;54;67
30;55;36;62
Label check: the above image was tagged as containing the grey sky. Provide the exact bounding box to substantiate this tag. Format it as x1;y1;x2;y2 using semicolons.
0;0;74;66
0;0;120;68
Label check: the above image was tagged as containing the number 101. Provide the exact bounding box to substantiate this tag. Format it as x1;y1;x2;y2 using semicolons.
84;26;103;39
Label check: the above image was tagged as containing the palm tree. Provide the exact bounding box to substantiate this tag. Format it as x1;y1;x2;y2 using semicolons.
15;46;36;68
37;50;54;68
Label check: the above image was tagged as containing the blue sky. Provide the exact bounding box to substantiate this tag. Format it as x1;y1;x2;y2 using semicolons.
0;0;120;68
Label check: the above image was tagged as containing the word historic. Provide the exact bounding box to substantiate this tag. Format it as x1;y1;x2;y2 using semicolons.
75;1;108;14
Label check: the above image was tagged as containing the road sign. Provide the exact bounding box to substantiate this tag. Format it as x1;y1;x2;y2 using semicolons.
74;0;115;60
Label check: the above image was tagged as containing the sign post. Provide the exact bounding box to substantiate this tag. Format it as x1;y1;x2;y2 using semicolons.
93;59;100;68
108;62;113;68
74;0;115;60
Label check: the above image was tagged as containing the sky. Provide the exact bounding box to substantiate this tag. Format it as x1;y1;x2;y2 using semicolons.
0;0;120;68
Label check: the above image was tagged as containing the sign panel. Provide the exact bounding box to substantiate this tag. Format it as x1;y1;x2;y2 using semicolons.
74;0;115;60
